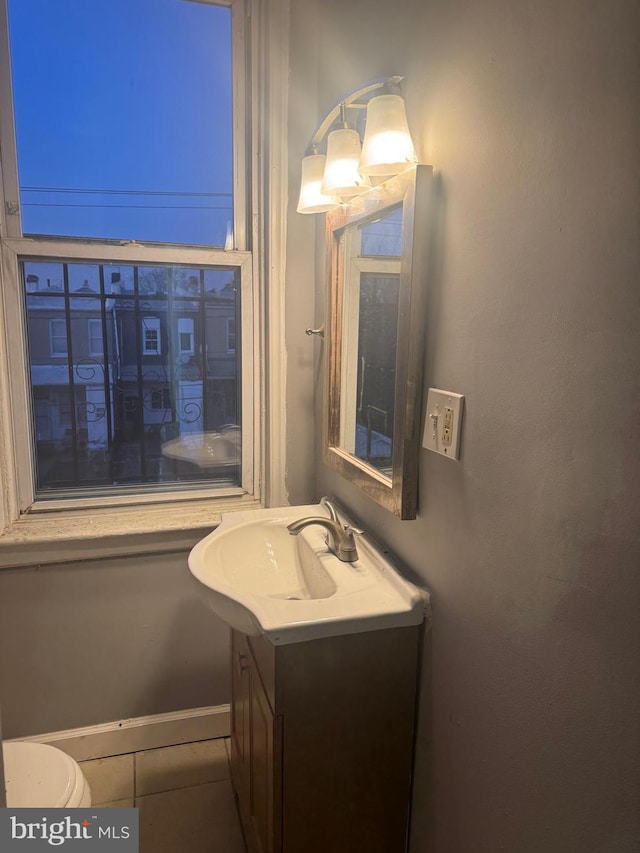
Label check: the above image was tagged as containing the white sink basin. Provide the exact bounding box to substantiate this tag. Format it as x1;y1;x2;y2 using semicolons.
188;504;428;644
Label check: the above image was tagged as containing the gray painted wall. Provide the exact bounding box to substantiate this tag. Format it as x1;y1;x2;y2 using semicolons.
314;0;640;851
284;0;322;507
0;550;230;737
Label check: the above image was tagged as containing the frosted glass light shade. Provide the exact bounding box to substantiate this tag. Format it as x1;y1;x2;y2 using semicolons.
359;94;418;176
297;154;339;214
321;128;371;198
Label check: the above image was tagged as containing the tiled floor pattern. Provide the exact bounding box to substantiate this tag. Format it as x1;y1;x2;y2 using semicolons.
79;738;246;853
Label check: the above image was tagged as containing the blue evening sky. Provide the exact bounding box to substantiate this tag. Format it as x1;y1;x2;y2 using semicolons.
8;0;232;246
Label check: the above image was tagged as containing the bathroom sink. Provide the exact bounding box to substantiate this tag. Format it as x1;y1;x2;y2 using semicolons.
188;504;428;644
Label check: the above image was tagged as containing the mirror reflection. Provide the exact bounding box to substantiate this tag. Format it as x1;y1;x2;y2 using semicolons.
340;206;402;476
325;165;431;519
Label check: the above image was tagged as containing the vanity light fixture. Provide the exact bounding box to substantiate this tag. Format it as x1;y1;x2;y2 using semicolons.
321;106;371;199
297;152;337;214
359;94;418;176
296;76;418;214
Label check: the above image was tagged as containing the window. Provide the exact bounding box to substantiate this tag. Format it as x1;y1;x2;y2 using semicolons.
88;319;103;357
0;0;272;528
178;317;195;355
49;319;68;357
226;317;237;352
142;318;162;356
151;389;172;411
0;0;291;554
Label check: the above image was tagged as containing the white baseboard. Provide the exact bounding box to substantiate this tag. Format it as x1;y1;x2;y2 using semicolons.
5;705;230;762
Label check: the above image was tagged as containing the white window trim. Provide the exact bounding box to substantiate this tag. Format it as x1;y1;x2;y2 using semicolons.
0;0;291;566
250;0;289;510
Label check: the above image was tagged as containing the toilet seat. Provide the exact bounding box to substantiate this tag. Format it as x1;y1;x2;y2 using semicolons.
2;741;91;808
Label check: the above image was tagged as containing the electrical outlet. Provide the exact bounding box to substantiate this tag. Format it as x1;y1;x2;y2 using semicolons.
442;406;454;445
422;389;464;460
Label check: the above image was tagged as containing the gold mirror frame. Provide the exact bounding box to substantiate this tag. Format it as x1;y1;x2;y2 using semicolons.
324;165;432;519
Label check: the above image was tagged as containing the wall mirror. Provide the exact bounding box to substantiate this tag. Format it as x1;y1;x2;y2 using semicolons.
324;165;432;519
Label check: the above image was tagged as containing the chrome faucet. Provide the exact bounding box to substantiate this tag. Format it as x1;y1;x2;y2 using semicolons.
287;498;362;563
320;495;339;523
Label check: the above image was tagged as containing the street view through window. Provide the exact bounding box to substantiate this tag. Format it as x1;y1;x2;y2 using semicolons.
24;260;240;491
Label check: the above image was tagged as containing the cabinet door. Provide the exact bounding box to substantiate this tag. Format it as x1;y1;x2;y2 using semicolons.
249;665;281;853
230;631;251;807
231;631;282;853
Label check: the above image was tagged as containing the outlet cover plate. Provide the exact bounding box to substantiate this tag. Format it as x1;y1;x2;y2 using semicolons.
422;388;464;460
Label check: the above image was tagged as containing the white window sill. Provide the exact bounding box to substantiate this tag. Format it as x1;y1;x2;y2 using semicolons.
0;495;263;569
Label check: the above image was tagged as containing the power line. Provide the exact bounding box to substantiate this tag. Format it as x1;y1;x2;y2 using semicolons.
24;203;232;210
21;186;232;198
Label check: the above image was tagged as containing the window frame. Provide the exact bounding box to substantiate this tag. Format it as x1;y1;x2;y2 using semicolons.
0;0;292;557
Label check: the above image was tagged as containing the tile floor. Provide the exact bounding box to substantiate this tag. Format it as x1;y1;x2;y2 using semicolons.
79;738;247;853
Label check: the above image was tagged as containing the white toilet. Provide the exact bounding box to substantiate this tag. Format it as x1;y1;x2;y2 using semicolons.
3;741;92;807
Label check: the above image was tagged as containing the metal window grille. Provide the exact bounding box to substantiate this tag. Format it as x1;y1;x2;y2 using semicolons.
24;260;242;494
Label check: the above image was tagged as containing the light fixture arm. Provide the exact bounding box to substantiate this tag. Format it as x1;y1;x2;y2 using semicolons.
304;75;404;155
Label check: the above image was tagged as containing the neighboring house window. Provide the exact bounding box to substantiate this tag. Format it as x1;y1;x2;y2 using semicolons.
58;400;72;429
49;319;67;357
178;317;195;355
227;317;237;352
88;319;103;357
0;0;268;517
142;318;161;356
151;388;172;411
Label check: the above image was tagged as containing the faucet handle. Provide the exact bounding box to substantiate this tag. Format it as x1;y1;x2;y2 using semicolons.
335;524;362;563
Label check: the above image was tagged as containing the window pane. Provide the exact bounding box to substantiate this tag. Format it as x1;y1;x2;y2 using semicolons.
23;259;241;494
359;207;403;257
354;272;399;474
8;0;233;246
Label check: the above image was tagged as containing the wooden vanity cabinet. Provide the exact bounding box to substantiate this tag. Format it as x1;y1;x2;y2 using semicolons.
230;625;422;853
231;629;282;853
